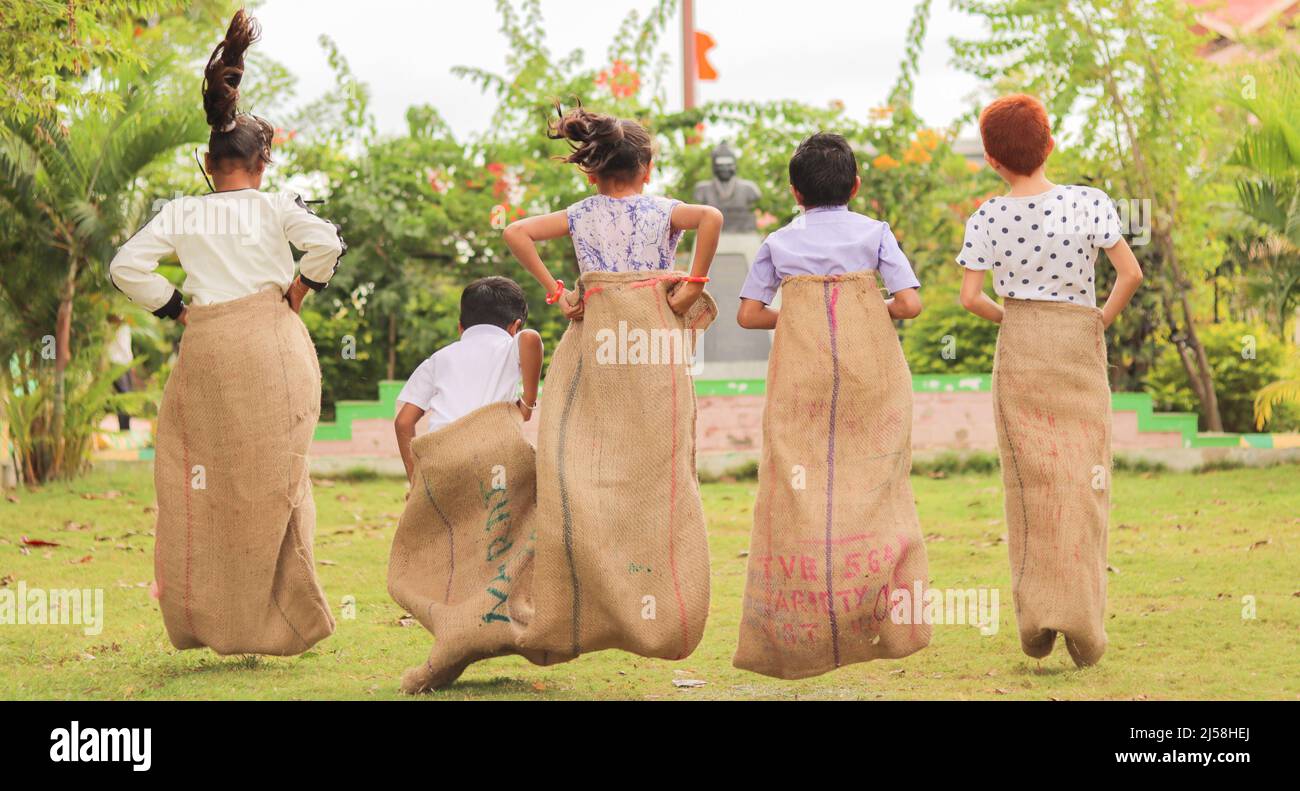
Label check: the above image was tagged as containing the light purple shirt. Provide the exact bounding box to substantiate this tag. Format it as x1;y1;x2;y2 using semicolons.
739;206;921;305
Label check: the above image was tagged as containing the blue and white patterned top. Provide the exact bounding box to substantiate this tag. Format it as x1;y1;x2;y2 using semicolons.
566;194;683;273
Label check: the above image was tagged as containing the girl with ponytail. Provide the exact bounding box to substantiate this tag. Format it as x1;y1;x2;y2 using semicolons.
504;102;723;317
435;104;725;685
108;10;341;658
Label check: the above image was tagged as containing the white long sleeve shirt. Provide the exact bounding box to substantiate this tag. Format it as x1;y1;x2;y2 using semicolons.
109;189;346;318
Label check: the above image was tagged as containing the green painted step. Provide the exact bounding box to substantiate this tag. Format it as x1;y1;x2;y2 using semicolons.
311;376;1272;449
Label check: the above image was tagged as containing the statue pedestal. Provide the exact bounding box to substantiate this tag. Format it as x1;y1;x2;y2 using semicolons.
696;232;771;380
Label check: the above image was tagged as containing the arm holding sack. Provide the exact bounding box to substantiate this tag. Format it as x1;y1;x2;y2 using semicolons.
503;210;584;320
668;203;723;316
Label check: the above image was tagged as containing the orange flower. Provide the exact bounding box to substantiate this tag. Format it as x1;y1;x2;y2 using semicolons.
869;105;894;121
596;60;641;99
872;154;900;171
915;128;941;151
902;142;931;165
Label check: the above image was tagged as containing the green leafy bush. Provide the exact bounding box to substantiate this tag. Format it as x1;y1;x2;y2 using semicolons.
902;290;1000;374
1145;321;1300;433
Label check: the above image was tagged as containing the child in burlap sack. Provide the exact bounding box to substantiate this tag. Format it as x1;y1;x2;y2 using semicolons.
387;278;545;692
733;133;930;680
109;10;344;656
956;94;1143;667
393;276;543;486
498;102;724;663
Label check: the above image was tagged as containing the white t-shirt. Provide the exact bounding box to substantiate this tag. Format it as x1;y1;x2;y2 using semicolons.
109;189;345;317
397;324;522;433
957;185;1123;306
107;324;133;366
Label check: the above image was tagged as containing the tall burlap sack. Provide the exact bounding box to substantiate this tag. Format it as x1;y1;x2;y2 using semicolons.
733;271;931;680
519;271;717;662
387;400;552;692
992;298;1111;667
153;288;335;656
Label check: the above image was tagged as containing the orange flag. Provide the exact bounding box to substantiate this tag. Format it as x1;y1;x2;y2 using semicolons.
695;31;718;81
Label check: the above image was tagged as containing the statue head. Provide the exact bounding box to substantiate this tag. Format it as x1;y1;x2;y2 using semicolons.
711;141;738;182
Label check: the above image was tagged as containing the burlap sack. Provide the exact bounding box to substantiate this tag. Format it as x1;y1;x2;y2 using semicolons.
733;271;931;680
153;288;335;656
387;400;551;692
519;271;717;661
992;298;1110;667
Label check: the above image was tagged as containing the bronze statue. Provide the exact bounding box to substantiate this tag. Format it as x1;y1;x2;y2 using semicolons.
693;141;761;233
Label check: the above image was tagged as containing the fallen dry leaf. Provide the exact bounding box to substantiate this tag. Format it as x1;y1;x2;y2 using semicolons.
20;537;60;548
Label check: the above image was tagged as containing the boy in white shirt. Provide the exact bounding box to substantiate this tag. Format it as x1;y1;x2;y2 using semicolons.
394;276;543;484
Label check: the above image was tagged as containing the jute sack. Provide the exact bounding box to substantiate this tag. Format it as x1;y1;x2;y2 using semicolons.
733;271;931;680
387;400;552;692
992;298;1110;667
153;288;335;656
519;271;717;661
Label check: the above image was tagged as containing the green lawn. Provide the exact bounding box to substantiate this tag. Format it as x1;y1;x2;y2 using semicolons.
2;463;1296;700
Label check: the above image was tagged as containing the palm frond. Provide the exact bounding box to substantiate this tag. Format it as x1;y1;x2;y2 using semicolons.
1254;379;1300;430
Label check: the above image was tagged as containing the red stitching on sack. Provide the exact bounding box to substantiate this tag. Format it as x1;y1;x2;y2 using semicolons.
176;364;196;638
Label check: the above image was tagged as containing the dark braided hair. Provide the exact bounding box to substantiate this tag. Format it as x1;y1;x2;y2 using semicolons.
548;101;653;182
202;9;274;172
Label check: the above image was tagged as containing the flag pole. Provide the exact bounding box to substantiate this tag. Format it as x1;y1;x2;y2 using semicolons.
682;0;697;110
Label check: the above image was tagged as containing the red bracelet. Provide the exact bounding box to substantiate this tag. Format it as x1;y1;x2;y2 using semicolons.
545;280;565;305
680;276;710;284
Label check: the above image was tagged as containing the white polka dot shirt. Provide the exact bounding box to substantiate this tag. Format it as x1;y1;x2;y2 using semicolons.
957;185;1123;306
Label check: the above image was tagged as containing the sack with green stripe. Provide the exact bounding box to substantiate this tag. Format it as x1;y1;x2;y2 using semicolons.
519;271;718;662
733;271;931;679
388;401;551;692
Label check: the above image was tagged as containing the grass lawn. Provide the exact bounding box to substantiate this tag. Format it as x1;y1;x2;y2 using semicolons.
1;462;1296;700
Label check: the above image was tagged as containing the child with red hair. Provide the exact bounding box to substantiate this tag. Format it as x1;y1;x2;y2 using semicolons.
957;94;1143;668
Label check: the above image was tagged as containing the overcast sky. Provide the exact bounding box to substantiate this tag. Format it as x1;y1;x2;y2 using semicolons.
254;0;988;140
